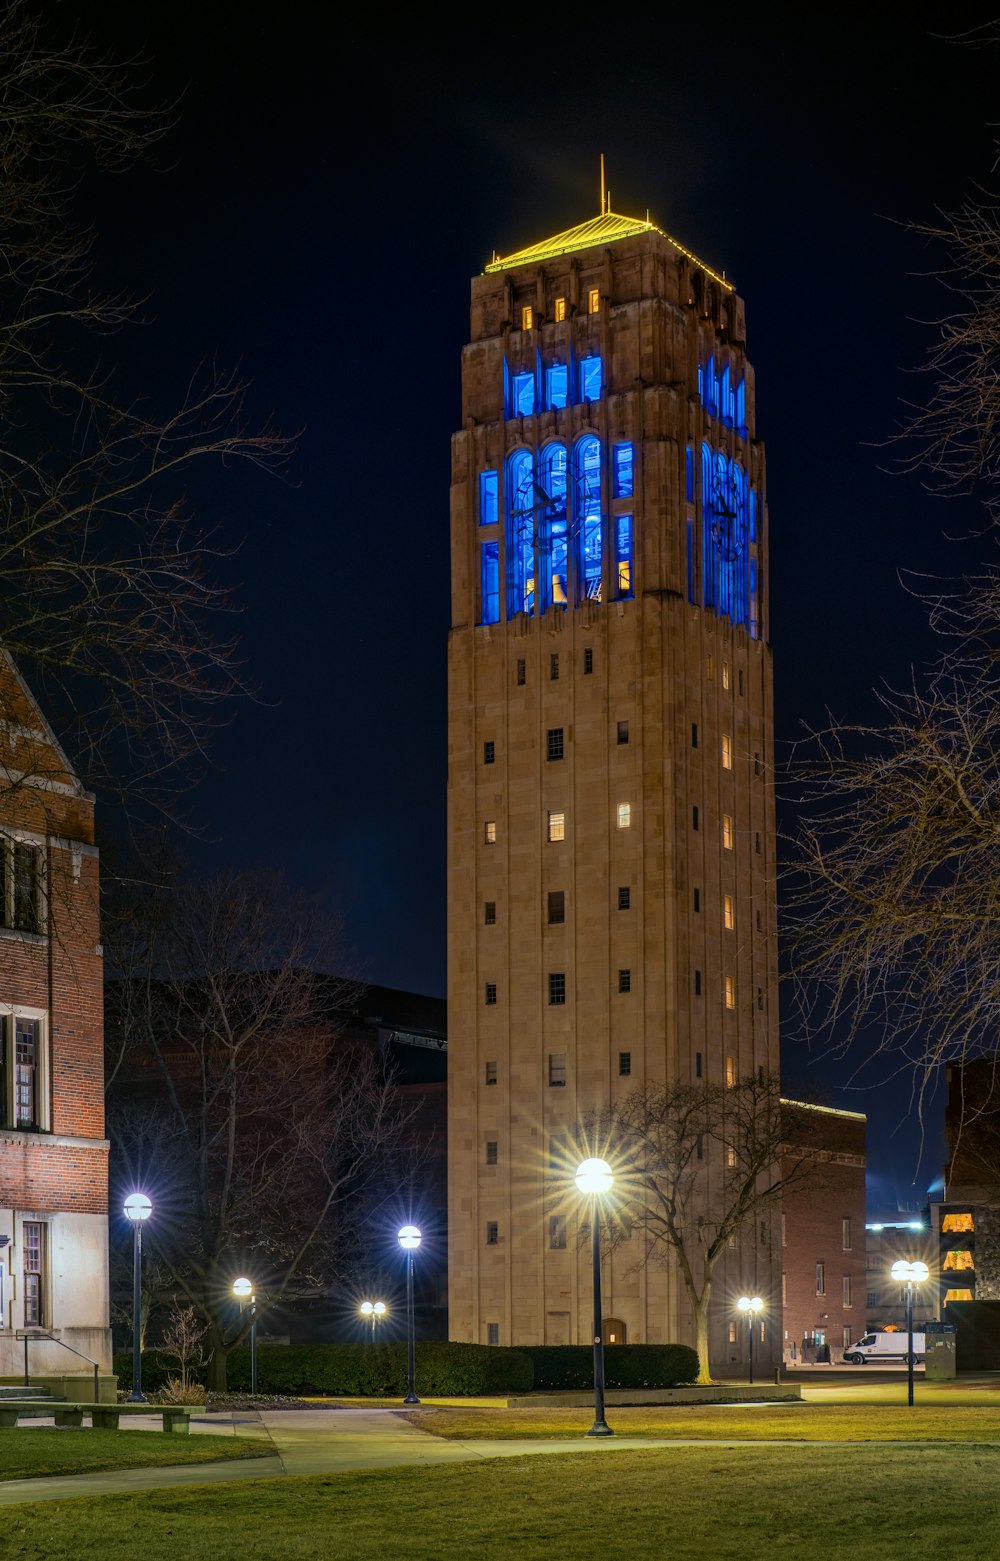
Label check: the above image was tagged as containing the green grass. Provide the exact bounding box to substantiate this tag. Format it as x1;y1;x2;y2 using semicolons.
2;1446;999;1559
0;1427;273;1481
406;1400;1000;1442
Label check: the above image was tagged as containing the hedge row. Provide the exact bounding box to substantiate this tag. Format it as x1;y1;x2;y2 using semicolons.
113;1340;697;1396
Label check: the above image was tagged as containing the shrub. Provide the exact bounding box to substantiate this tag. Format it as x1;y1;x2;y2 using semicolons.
223;1341;534;1397
156;1376;207;1405
518;1344;698;1391
113;1351;183;1394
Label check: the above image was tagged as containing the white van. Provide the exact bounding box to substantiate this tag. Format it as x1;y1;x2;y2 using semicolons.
843;1331;925;1365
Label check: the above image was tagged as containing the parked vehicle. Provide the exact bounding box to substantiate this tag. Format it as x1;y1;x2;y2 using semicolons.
843;1330;925;1365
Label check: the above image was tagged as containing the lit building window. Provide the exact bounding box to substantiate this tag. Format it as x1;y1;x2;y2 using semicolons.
479;470;499;527
480;540;499;624
726;1142;736;1168
942;1213;975;1233
521;305;534;331
943;1250;975;1272
725;975;735;1009
588;287;600;314
548;811;565;842
724;894;734;930
613;443;634;498
722;734;732;769
617;802;631;829
574;432;602;603
484;821;497;845
723;815;733;849
944;1288;974;1303
22;1220;45;1326
579;355;603;402
729;1322;737;1343
554;296;567;322
546;363;568;410
615;515;633;599
512;370;535;416
722;660;730;690
726;1056;735;1087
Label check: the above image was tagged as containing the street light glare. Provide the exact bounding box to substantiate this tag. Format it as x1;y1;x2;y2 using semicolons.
123;1192;152;1223
233;1277;252;1297
737;1295;763;1314
575;1157;613;1195
360;1301;374;1316
891;1259;929;1283
398;1224;422;1251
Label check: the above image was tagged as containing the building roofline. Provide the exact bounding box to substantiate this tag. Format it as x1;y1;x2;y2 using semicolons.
781;1097;867;1122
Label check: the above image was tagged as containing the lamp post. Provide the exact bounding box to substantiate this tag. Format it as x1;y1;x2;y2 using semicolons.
575;1157;614;1438
359;1300;387;1341
233;1277;257;1394
890;1259;929;1407
397;1225;421;1405
737;1296;764;1384
123;1193;152;1402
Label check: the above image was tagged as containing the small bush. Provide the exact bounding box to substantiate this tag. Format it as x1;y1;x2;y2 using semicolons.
113;1351;181;1394
156;1376;207;1405
518;1344;698;1391
224;1341;533;1397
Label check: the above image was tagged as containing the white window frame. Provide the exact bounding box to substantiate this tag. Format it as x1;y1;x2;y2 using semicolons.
617;802;631;829
547;811;566;843
1;1005;49;1131
0;831;46;938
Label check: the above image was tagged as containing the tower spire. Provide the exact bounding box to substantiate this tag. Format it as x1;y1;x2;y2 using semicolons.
600;153;606;215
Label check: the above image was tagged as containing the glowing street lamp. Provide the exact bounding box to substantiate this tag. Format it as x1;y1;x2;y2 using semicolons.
890;1259;929;1407
397;1225;421;1405
737;1296;764;1385
233;1277;258;1394
575;1157;614;1438
359;1299;387;1341
123;1193;153;1402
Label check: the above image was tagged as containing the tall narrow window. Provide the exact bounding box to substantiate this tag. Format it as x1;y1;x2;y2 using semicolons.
554;296;567;322
584;646;594;674
842;1218;852;1251
547;727;564;760
617;721;629;745
579;355;602;401
725;975;735;1009
618;969;631;993
816;1263;826;1295
613;443;634;498
486;1140;498;1166
550;1214;568;1249
548;811;565;842
549;1051;567;1084
686;444;694;502
506;450;535;616
722;660;730;690
619;1051;632;1077
726;1055;736;1087
487;1322;500;1345
727;1142;736;1168
843;1276;853;1307
724;894;734;930
486;1222;499;1245
22;1220;44;1326
548;973;566;1007
546;363;568;409
615;515;633;598
617;802;631;829
485;1061;498;1086
484;821;496;845
755;832;762;855
479;470;499;527
480;541;500;625
695;1051;703;1077
517;659;526;686
574;434;602;602
3;841;39;935
694;969;702;996
484;901;496;925
618;886;631;910
723;815;733;849
692;723;699;748
588;287;600;314
547;890;565;925
14;1018;39;1128
693;805;699;830
722;734;732;769
483;740;495;765
550;653;559;680
539;441;568;612
693;888;700;912
513;370;534;415
521;304;534;331
484;983;497;1006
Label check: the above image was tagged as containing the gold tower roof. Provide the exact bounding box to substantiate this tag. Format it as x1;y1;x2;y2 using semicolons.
484;209;733;291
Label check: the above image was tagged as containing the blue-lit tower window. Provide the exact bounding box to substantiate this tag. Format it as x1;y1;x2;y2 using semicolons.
613;443;634;499
546;363;568;410
574;434;602;602
615;515;633;599
702;444;750;629
702;354;716;416
506;449;535;617
735;378;747;437
539;442;568;612
481;540;499;624
480;470;498;527
579;355;602;403
720;363;732;427
513;370;535;416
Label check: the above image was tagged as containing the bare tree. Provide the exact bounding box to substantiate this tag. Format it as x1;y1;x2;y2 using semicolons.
0;4;288;814
105;868;416;1390
600;1075;813;1383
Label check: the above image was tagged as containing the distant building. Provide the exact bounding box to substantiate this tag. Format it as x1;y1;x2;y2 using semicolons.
447;204;778;1369
864;1218;936;1333
0;654;111;1390
930;1060;1000;1318
780;1100;866;1365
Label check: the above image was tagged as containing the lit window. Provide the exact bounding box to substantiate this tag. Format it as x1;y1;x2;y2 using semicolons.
619;1051;631;1076
480;541;499;624
549;1051;567;1084
617;803;631;829
550;1214;568;1249
479;470;499;527
588;287;600;314
548;811;565;843
483;740;495;765
722;735;732;769
484;821;497;845
487;1322;500;1345
22;1220;45;1326
521;304;534;331
613;443;634;498
722;661;730;691
729;1322;737;1343
615;515;633;598
618;886;630;910
943;1213;975;1233
512;370;534;416
579;355;602;401
546;363;569;409
727;1142;736;1168
723;815;733;849
726;1056;736;1087
842;1218;852;1251
547;727;565;760
816;1263;826;1295
485;983;497;1006
554;296;567;322
484;901;496;925
486;1140;498;1165
617;721;629;745
843;1276;852;1307
547;890;565;925
725;975;735;1009
724;894;734;930
485;1061;497;1085
618;969;631;993
943;1250;975;1272
3;1013;47;1131
944;1288;974;1303
548;973;566;1007
486;1221;499;1245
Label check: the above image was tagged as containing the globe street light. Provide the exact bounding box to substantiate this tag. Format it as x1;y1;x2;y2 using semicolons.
575;1157;614;1438
233;1277;257;1394
397;1225;421;1405
123;1193;153;1402
359;1299;387;1341
890;1259;929;1407
737;1296;764;1385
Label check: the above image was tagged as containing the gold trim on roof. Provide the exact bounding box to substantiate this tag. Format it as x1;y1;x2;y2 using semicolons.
485;210;733;291
781;1098;867;1121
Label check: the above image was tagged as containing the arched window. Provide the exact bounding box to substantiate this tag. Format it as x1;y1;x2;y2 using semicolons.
506;449;535;618
573;435;602;602
538;443;568;611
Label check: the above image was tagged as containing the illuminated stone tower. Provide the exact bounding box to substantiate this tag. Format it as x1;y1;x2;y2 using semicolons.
447;208;778;1366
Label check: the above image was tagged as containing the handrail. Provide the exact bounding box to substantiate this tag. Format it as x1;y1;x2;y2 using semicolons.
19;1330;101;1401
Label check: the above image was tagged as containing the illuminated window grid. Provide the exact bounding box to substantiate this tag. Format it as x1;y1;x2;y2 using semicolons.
723;814;733;849
724;975;735;1009
554;296;566;322
617;802;631;830
547;810;565;843
722;734;732;769
724;894;734;930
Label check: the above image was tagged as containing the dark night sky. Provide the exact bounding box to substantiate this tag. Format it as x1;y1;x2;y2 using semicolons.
65;4;1000;1211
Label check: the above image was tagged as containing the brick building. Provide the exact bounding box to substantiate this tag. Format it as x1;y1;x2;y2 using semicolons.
0;653;111;1388
780;1100;866;1365
447;204;779;1367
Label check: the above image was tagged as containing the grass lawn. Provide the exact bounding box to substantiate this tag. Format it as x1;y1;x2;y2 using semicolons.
0;1427;273;1481
407;1400;1000;1441
1;1445;999;1559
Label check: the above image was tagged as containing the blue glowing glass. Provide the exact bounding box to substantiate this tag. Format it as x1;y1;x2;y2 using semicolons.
735;379;746;437
506;449;535;618
539;443;568;612
749;484;757;543
703;355;716;415
613;443;633;499
703;443;750;628
615;515;633;599
546;364;568;410
479;470;498;527
481;540;499;623
721;364;732;428
575;434;602;603
579;355;602;403
513;371;535;416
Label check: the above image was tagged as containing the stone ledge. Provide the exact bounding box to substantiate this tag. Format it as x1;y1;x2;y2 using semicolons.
506;1383;802;1407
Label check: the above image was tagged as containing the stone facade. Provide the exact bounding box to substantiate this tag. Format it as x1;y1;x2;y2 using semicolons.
447;215;779;1369
0;653;111;1383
